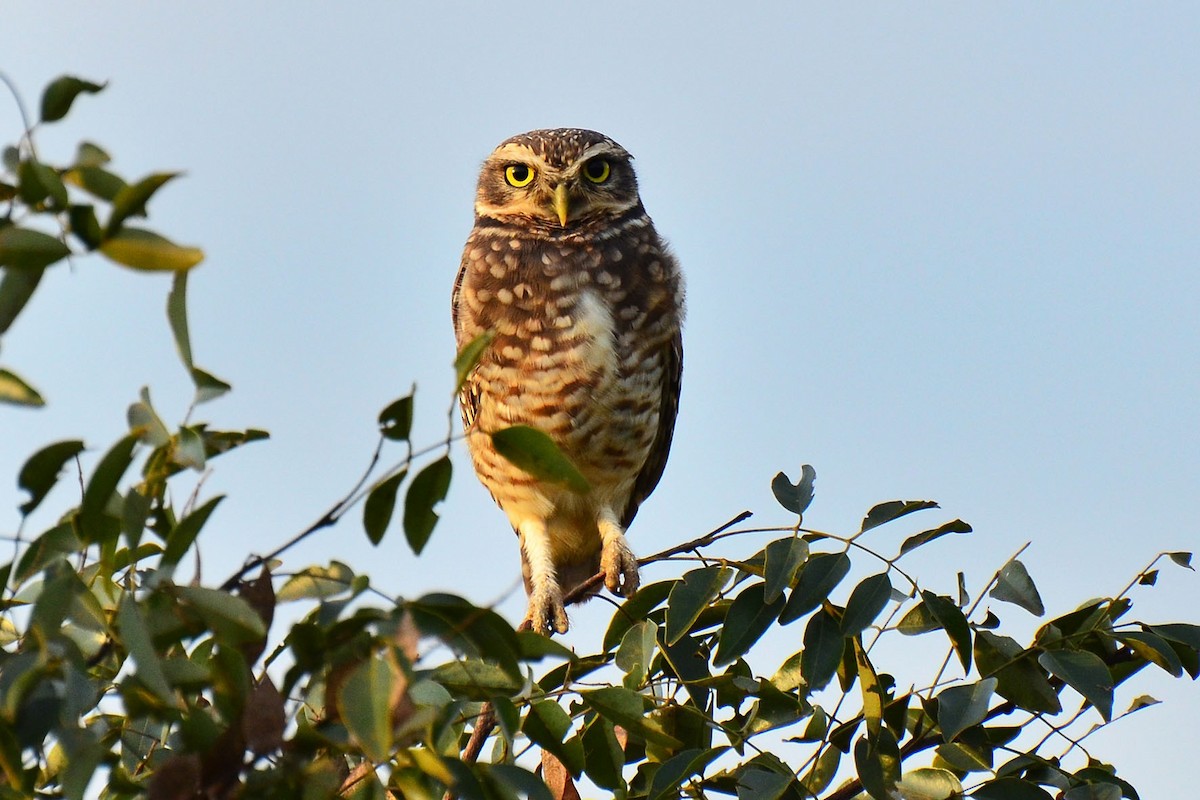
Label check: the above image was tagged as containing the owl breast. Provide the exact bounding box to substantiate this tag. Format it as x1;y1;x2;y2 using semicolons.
454;220;679;528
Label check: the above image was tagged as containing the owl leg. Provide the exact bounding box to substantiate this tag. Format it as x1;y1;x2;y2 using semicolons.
517;518;569;635
597;513;641;597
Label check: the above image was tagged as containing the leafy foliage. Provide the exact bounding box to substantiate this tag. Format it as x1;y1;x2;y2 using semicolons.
0;74;1196;800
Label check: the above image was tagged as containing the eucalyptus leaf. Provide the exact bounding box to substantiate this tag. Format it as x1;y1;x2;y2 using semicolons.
491;425;589;494
40;75;106;122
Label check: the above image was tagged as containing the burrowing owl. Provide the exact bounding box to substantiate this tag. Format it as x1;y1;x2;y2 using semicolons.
452;128;685;634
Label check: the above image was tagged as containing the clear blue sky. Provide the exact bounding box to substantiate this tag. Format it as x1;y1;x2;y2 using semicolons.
3;4;1197;795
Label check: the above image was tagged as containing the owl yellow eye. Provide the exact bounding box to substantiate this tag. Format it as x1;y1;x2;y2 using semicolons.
504;164;535;187
582;158;611;184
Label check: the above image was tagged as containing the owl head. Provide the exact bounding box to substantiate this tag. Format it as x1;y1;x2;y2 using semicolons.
474;128;642;230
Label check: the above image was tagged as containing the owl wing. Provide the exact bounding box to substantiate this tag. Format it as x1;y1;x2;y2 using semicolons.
451;259;481;430
621;329;683;528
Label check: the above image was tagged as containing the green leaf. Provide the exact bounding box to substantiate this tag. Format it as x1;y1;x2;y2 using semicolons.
897;601;939;635
403;456;452;554
1062;786;1121;800
1038;650;1113;721
855;727;900;800
364;470;407;546
454;330;494;392
177;586;267;642
79;434;139;544
899;519;972;557
800;746;841;797
73;141;111;168
379;394;414;441
491;425;589;494
937;678;997;742
0;368;44;406
40;75;106;122
763;536;808;603
68;203;103;249
779;551;850;624
924;591;973;673
277;562;356;602
605;579;674;651
64;166;127;201
430;659;522;698
127;387;170;447
666;566;731;645
117;594;175;704
18;160;68;208
17;439;85;515
106;172;181;235
974;631;1061;715
990;559;1044;616
1147;622;1200;649
616;620;658;684
337;657;395;762
770;465;815;516
580;687;682;748
174;425;207;470
161;496;224;569
854;640;885;736
841;572;892;637
0;263;45;334
650;748;725;800
100;227;204;271
714;582;786;667
522;700;584;776
1116;631;1183;677
860;500;938;534
167;270;194;369
0;226;71;270
582;718;625;791
408;593;521;678
15;523;81;582
971;778;1055;799
191;367;231;403
800;609;843;691
1168;551;1193;570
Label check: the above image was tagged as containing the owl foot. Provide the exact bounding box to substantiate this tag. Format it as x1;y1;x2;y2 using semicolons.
524;585;569;635
600;534;641;597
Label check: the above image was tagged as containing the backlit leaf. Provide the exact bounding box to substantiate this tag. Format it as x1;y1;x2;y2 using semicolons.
1168;551;1193;570
990;559;1044;616
974;631;1061;715
523;700;584;776
177;586;267;642
770;465;815;516
17;439;85;515
855;727;900;800
650;748;725;800
100;227;204;271
278;562;357;602
64;166;127;201
403;456;452;554
893;769;964;800
0;368;44;406
971;778;1054;800
166;270;194;369
492;425;589;494
162;496;224;569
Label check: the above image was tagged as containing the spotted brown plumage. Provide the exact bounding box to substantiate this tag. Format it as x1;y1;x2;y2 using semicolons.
452;128;685;634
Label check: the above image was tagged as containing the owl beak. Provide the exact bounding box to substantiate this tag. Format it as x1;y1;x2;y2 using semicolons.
552;182;570;226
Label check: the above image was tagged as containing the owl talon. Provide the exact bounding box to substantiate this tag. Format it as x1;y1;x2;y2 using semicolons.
601;536;641;597
525;588;569;635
